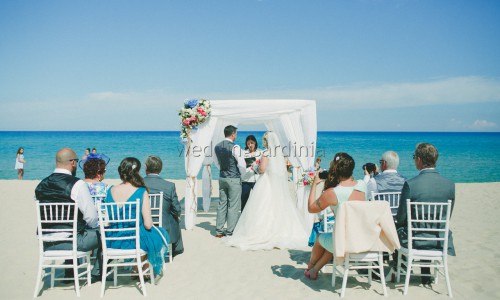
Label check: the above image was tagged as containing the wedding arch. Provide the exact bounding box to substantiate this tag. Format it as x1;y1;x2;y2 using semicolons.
182;99;317;231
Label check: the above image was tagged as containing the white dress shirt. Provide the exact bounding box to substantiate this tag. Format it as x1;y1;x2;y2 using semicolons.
54;168;99;228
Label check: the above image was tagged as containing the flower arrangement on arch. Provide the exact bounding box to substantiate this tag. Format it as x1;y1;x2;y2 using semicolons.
179;99;212;141
300;167;316;186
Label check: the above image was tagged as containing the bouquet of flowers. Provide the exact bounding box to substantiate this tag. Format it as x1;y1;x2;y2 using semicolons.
300;167;316;186
250;159;261;174
179;99;212;141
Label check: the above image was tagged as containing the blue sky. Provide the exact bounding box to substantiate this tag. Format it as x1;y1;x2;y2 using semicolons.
0;0;499;131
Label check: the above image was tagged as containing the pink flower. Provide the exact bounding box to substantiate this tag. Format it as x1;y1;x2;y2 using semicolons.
308;172;315;177
255;159;261;165
303;180;308;185
182;120;190;126
197;107;207;116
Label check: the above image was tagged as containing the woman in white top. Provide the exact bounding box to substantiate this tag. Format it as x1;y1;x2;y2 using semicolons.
240;135;262;211
15;147;26;180
305;152;366;280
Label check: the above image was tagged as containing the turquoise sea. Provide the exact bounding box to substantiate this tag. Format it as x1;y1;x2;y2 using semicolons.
1;131;499;183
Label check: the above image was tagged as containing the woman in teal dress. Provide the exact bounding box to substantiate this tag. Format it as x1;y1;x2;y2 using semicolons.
105;157;170;275
304;153;367;280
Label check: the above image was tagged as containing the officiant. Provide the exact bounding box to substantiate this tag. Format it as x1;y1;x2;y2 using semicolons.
241;135;263;211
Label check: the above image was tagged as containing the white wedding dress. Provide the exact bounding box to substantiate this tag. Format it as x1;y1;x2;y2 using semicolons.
225;132;309;251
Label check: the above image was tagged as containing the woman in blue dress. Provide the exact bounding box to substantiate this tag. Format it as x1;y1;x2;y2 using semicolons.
105;157;170;275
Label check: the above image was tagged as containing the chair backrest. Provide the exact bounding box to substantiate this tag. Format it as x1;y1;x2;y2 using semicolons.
321;206;335;233
92;195;107;217
35;201;78;250
406;199;452;254
91;195;106;205
98;200;141;252
334;200;400;256
371;191;401;217
149;192;163;227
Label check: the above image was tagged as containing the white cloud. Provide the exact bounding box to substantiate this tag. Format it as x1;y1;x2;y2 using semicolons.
201;76;500;110
81;76;500;111
470;119;497;129
2;76;499;131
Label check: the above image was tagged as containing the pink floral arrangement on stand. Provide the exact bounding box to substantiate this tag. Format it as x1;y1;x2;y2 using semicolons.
300;167;316;186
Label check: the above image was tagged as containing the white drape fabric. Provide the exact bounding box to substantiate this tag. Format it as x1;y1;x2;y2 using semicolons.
183;100;317;230
202;165;212;212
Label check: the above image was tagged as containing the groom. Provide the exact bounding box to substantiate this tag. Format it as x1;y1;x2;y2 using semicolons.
213;125;246;238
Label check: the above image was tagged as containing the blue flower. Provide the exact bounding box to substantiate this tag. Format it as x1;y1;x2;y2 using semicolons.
184;98;199;108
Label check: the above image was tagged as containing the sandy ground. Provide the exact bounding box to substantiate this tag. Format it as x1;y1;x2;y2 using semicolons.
2;179;499;299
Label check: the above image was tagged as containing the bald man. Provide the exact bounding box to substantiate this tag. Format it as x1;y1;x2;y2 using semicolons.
35;148;102;281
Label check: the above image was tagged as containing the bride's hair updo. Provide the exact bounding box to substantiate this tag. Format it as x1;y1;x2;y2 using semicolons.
118;157;147;189
262;132;269;149
323;152;355;190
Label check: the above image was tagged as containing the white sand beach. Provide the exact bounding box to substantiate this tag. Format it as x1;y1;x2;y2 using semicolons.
2;179;499;299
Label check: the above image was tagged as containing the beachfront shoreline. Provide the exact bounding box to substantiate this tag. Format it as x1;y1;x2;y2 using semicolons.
2;180;499;299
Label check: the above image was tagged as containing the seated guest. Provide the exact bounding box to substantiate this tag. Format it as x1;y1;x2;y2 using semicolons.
106;157;170;275
362;162;378;199
305;153;366;280
365;150;406;199
396;143;455;285
144;155;184;257
35;148;102;281
80;153;110;202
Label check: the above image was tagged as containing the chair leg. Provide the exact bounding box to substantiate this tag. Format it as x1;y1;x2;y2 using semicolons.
137;256;147;297
434;261;439;284
100;259;108;298
378;254;388;297
114;266;118;286
87;253;92;287
368;262;372;286
331;258;336;288
150;259;156;285
341;258;350;298
50;266;55;289
403;257;412;295
33;260;43;298
73;264;81;297
396;252;402;283
443;258;453;297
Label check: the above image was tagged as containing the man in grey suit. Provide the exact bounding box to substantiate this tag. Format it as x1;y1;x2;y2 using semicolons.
396;143;455;284
144;155;184;257
213;125;246;238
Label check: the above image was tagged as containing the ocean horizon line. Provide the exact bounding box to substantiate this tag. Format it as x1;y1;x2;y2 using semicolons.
2;131;499;182
1;130;499;134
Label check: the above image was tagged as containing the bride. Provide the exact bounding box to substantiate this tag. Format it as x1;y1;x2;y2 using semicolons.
225;131;309;250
